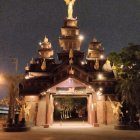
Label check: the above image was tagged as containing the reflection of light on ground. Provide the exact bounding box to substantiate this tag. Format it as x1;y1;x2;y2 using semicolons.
50;122;92;129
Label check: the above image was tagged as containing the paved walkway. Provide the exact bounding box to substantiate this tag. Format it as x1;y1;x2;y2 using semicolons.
0;122;140;140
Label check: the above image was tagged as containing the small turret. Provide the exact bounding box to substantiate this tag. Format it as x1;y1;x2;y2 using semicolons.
38;36;54;59
86;38;104;60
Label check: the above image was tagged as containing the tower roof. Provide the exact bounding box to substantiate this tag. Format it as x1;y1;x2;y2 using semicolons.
38;36;54;59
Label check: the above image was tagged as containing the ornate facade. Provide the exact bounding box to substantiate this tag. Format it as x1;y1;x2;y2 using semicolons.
19;1;117;127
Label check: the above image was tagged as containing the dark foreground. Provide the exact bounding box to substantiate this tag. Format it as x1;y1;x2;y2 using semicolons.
0;124;140;140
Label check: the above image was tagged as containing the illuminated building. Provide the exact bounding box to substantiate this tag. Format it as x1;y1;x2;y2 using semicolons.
19;1;116;127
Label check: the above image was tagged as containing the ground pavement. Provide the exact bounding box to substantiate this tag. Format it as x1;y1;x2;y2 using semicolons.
0;122;140;140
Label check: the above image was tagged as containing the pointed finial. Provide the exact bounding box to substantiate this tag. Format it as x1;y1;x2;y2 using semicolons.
94;58;99;70
25;63;29;71
93;37;97;42
44;36;48;43
69;48;73;58
41;59;47;71
30;58;35;64
69;67;74;75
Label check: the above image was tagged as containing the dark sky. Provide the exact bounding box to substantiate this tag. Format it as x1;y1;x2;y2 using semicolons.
0;0;140;74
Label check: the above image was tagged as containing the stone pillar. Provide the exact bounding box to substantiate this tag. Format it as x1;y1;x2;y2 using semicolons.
24;96;39;126
92;93;99;127
106;100;114;124
96;96;104;124
46;94;54;126
46;93;50;126
103;96;107;125
36;96;46;126
87;94;92;124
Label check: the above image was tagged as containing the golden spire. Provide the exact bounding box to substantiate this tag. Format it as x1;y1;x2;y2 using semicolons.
69;58;73;65
94;58;99;70
93;37;97;42
30;58;35;64
41;59;47;71
69;48;73;58
25;63;29;71
69;67;74;75
44;36;48;43
64;0;76;19
69;48;74;65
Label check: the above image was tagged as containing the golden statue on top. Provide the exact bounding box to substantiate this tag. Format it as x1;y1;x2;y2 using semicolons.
64;0;76;19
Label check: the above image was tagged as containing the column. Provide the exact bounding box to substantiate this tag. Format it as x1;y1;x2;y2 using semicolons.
36;96;47;126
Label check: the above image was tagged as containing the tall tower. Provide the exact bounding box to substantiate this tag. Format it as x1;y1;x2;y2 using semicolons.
58;0;84;64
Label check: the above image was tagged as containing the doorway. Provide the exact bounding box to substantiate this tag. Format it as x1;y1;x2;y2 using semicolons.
53;96;87;122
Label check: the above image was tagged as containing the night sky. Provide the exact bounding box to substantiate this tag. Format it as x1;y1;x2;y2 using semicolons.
0;0;140;74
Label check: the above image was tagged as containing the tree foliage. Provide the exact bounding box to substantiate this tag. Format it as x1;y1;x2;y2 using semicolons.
108;44;140;124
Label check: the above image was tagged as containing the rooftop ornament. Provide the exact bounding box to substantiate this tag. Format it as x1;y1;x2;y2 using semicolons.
64;0;76;19
96;88;103;96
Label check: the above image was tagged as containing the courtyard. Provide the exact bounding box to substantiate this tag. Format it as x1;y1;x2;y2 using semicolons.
0;122;140;140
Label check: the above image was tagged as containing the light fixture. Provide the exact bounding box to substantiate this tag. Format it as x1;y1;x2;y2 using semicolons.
97;89;103;96
39;42;42;46
81;61;85;65
100;55;104;59
79;35;84;41
99;87;103;91
97;73;104;80
120;65;124;69
25;75;30;79
96;87;103;96
88;85;92;89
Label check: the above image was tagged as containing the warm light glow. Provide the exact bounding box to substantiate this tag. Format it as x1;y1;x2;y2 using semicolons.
47;89;51;92
97;73;104;80
79;35;84;40
39;42;42;46
92;103;94;109
100;55;104;59
97;87;103;96
55;102;58;105
81;61;85;65
25;75;30;79
0;74;5;84
99;87;103;91
25;73;35;79
51;122;92;128
97;90;102;96
40;92;46;96
30;96;36;99
120;65;124;69
88;85;92;89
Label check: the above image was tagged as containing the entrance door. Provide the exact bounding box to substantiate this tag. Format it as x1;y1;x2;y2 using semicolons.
53;96;87;122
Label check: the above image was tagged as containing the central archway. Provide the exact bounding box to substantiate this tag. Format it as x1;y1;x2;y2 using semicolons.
53;96;88;122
